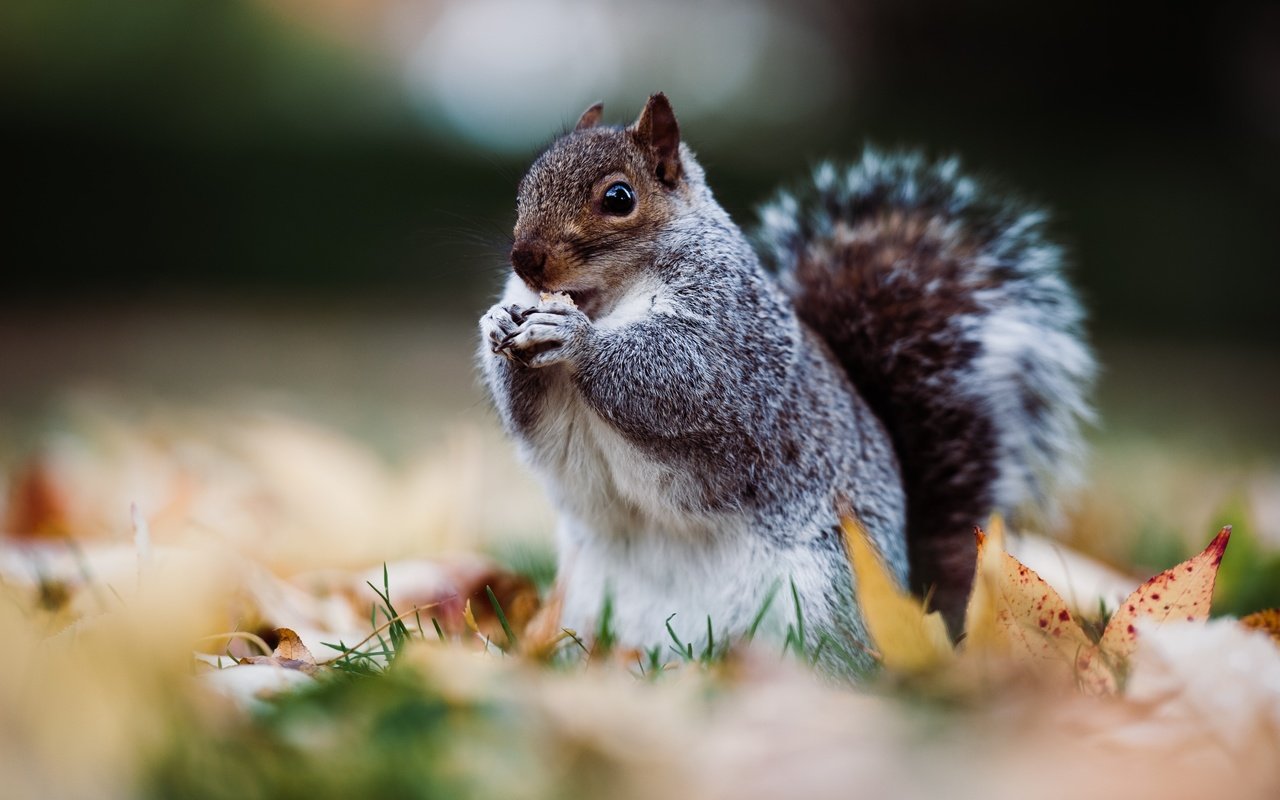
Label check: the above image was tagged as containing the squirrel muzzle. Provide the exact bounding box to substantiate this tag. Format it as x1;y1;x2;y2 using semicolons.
510;240;550;288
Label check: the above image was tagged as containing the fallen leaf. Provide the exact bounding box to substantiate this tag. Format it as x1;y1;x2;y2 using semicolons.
462;598;480;635
463;570;540;648
963;519;1116;692
238;627;318;674
1239;609;1280;645
843;516;951;673
349;557;539;640
520;586;567;660
270;627;315;663
1098;526;1231;662
960;516;1007;655
5;456;74;538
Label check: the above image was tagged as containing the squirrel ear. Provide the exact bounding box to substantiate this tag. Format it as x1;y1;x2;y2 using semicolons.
632;92;681;186
574;101;604;132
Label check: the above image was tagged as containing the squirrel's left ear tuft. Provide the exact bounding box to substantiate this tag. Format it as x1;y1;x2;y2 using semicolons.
632;92;681;186
574;101;604;131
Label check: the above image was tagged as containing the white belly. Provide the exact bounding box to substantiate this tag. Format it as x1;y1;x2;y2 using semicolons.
556;514;796;653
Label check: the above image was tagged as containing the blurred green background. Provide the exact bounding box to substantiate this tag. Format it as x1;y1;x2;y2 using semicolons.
4;0;1278;345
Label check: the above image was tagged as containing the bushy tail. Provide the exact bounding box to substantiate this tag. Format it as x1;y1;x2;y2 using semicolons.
755;149;1095;628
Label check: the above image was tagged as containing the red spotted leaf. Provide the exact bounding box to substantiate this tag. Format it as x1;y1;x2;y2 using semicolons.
1099;526;1231;661
964;520;1116;691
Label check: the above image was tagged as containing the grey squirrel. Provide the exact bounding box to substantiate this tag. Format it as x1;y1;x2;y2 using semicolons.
478;93;1093;671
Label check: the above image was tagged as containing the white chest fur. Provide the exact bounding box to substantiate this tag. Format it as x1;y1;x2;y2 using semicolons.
494;275;806;649
497;274;702;534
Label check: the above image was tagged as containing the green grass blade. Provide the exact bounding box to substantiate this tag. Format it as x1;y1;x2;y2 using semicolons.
665;613;692;662
485;585;518;648
789;577;806;657
746;580;781;641
594;591;617;655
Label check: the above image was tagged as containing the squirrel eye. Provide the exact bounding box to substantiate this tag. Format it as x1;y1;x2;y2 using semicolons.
600;181;636;216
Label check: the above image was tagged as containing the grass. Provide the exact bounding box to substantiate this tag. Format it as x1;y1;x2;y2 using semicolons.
144;566;844;800
4;319;1278;798
303;560;854;681
323;565;427;674
161;517;1280;800
30;494;1280;800
1210;505;1280;617
593;591;617;656
149;663;551;800
302;558;828;690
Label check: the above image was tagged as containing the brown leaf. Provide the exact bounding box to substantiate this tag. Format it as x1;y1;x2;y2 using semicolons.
462;571;540;648
238;627;318;674
380;558;540;640
5;457;74;538
270;627;315;664
519;586;567;660
1239;609;1280;645
1098;526;1231;662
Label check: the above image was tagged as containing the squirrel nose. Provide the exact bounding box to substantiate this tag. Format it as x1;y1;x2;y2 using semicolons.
510;241;548;285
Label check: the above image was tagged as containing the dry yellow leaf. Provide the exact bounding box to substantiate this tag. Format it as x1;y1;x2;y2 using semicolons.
843;516;951;673
1099;526;1231;662
961;515;1006;654
462;598;480;635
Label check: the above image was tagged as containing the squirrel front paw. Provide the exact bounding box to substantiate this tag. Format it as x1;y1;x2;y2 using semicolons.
481;303;522;354
492;299;591;368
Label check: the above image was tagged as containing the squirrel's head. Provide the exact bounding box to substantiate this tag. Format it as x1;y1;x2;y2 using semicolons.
510;93;700;317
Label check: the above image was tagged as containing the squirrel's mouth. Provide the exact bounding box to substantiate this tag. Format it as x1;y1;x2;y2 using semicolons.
560;287;601;318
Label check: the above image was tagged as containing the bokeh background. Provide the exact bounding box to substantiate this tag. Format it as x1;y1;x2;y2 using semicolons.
6;0;1279;333
3;5;1280;797
2;0;1279;571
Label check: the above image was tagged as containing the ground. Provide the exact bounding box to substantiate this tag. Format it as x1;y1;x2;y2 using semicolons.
2;302;1278;799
